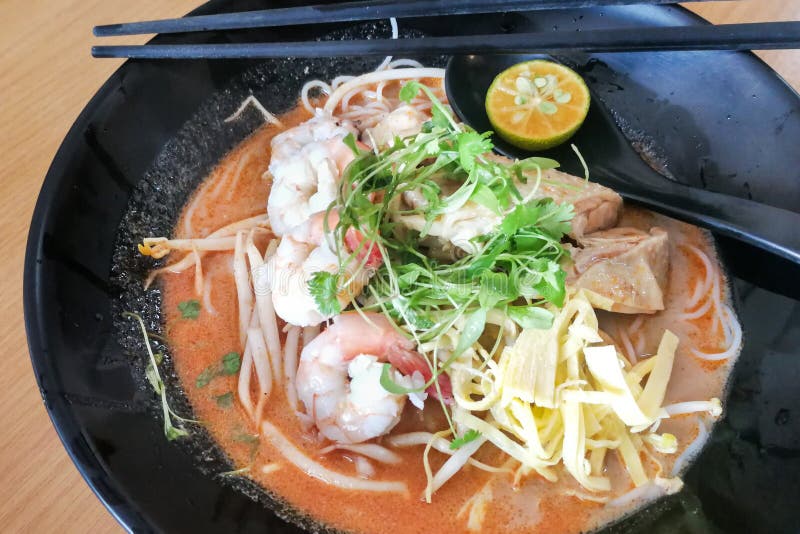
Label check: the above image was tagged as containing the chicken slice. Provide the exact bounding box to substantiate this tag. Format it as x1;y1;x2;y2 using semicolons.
391;157;622;254
485;153;622;239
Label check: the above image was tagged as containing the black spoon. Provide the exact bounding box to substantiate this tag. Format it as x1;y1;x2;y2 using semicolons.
445;54;800;265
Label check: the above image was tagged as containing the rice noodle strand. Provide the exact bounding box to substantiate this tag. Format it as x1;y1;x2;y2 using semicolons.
237;341;255;419
233;231;253;347
283;326;301;412
324;68;445;114
250;239;282;380
319;443;402;464
261;421;407;493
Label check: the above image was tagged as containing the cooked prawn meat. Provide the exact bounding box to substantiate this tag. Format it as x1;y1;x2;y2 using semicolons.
267;110;358;236
296;312;436;444
267;211;376;327
365;105;428;148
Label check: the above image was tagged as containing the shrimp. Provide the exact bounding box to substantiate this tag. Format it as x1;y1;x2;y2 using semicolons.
268;211;377;327
365;105;428;148
267;110;359;236
296;312;452;444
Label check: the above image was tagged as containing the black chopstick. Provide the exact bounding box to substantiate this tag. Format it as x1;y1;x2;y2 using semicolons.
93;21;800;59
94;0;725;37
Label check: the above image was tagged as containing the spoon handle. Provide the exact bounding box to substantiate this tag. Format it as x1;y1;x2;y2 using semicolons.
613;179;800;264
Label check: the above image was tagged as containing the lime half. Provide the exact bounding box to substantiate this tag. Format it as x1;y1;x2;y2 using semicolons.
486;59;590;151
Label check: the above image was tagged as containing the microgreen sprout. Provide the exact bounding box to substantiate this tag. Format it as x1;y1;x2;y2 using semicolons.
123;311;194;440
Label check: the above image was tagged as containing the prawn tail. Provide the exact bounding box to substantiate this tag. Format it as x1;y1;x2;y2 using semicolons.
427;373;454;405
345;227;383;269
387;349;454;405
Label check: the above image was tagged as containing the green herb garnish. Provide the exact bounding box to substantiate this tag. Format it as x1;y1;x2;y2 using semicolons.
177;299;201;319
196;367;215;388
308;271;342;317
221;352;241;375
450;429;481;450
197;352;241;388
233;431;260;462
123;312;194;440
233;431;260;445
215;392;234;408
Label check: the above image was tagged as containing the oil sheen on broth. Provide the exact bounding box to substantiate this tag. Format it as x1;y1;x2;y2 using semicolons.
159;99;737;533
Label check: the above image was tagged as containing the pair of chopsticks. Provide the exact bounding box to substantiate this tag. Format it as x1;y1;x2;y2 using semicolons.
92;0;800;59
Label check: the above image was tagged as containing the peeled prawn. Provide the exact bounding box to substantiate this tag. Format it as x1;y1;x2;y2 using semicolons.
365;105;428;148
267;110;358;236
297;312;449;444
267;211;374;327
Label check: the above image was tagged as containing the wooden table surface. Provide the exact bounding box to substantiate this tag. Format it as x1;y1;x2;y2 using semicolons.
1;1;798;532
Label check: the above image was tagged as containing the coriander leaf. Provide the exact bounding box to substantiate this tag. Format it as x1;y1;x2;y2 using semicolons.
215;392;234;408
507;305;554;329
431;104;451;129
499;202;543;236
470;183;500;214
308;271;341;316
464;235;508;278
455;131;493;172
452;307;488;359
399;80;422;103
532;262;567;307
512;233;547;254
450;429;481;450
537;200;574;238
177;299;200;319
221;352;241;375
196;366;216;388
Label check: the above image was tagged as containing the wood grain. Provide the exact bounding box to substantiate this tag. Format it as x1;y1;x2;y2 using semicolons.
0;1;797;532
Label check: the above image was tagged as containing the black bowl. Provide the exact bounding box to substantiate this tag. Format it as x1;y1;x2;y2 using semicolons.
24;1;800;533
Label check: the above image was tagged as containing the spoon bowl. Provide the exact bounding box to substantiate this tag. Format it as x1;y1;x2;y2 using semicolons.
445;53;800;266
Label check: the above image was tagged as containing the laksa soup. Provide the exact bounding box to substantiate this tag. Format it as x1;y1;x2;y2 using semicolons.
131;60;742;534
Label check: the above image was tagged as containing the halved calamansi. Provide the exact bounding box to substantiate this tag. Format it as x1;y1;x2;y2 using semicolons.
486;59;590;151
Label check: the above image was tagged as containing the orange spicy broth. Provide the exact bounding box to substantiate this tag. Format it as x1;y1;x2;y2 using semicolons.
160;101;737;534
